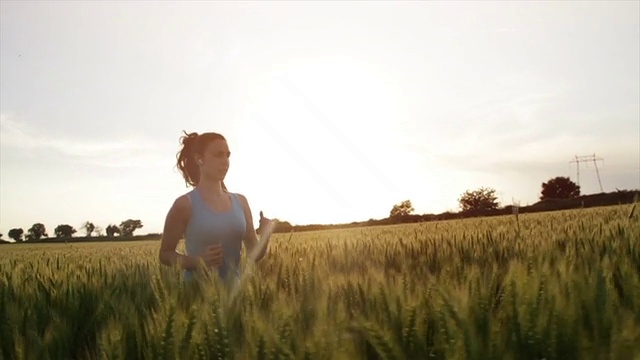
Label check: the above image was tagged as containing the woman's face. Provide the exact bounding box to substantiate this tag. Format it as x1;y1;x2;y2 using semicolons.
198;139;230;181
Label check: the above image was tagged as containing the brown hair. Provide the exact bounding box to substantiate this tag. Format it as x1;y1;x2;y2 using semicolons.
176;131;228;190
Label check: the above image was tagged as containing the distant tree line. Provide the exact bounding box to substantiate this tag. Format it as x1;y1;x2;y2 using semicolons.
264;176;636;233
0;175;636;243
388;176;583;218
3;219;143;243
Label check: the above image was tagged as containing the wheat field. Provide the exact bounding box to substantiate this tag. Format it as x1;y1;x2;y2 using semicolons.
1;205;639;360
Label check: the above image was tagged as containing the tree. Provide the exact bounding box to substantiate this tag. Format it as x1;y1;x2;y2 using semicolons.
390;200;415;217
119;219;143;236
8;228;23;242
458;187;499;212
26;223;47;241
54;224;77;238
83;221;95;237
540;176;580;200
106;225;121;237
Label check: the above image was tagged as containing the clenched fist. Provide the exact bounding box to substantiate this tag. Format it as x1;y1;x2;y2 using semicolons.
201;244;223;268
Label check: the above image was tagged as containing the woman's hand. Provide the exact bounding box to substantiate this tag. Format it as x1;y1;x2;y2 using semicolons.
202;244;224;268
259;211;272;230
258;211;276;241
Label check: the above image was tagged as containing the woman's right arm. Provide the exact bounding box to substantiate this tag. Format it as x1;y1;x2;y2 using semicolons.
159;195;201;270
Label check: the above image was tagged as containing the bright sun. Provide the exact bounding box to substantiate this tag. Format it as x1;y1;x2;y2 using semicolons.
225;56;440;225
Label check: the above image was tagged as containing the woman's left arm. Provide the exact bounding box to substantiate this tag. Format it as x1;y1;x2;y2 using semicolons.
237;194;272;262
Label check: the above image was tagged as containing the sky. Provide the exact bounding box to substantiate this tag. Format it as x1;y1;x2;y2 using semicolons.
1;1;639;236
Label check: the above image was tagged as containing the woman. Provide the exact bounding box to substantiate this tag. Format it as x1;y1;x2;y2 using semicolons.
158;131;273;283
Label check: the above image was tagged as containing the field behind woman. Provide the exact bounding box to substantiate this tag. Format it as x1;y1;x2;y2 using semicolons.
1;205;639;359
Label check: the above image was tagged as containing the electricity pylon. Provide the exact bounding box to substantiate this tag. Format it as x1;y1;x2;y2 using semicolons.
570;154;604;192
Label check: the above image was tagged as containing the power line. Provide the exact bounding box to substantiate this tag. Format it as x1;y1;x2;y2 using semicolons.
569;154;604;192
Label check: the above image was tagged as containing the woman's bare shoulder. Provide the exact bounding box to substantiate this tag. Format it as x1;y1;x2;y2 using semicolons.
170;193;192;217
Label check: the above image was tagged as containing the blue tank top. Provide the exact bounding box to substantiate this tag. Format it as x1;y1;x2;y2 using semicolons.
183;188;246;282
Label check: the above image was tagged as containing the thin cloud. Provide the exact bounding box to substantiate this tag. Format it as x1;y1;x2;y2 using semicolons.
407;85;568;156
0;114;169;168
403;76;637;178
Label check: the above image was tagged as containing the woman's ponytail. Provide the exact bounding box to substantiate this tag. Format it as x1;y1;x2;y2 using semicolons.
176;131;200;187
